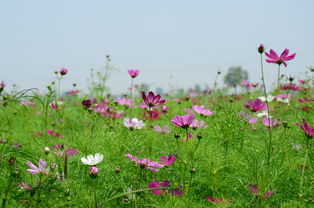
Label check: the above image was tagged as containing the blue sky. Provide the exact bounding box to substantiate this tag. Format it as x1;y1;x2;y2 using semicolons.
1;0;314;94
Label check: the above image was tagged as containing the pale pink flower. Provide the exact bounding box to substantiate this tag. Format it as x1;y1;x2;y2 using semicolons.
192;105;214;116
262;117;279;127
153;125;170;134
125;154;165;172
190;119;208;129
26;160;49;175
171;114;195;129
116;97;134;107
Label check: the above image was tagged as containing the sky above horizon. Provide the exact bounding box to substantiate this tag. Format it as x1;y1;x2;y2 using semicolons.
1;0;314;95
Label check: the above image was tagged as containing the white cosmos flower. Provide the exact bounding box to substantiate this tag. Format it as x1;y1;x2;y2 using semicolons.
81;153;104;166
123;117;145;129
256;111;272;118
276;97;290;104
258;95;275;102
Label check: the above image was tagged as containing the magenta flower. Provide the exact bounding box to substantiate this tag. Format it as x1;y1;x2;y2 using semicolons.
62;148;80;159
296;119;314;139
46;130;64;138
206;196;224;203
192;105;214;116
21;101;36;106
247;184;274;200
160;154;176;166
265;48;296;67
125;154;165;172
60;67;68;75
26;160;49;175
241;80;258;89
148;180;184;196
82;99;92;108
243;99;267;112
142;91;166;109
280;83;299;91
66;90;79;96
127;69;140;78
262;117;280;128
171;114;195;129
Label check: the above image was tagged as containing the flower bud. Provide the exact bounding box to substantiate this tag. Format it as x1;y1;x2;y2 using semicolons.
90;166;99;178
258;44;265;54
44;147;50;154
114;167;121;173
60;68;68;76
174;133;180;139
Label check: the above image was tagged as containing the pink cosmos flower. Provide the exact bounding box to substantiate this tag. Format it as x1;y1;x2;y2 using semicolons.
296;119;314;139
161;105;168;113
127;69;140;78
26;160;49;175
243;99;267;112
125;154;165;172
153;124;171;134
262;117;280;128
116;97;134;107
265;48;296;67
247;184;274;200
60;67;68;75
18;182;33;191
171;114;195;129
241;80;258;89
206;196;224;203
184;108;193;113
143;110;160;120
21;101;36;106
62;148;80;159
148;180;184;196
160;154;176;166
190;119;208;129
46;130;64;138
66;90;79;96
192;105;214;116
280;83;299;91
0;81;5;88
142;91;166;109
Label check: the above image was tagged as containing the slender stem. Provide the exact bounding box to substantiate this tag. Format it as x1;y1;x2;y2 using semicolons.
260;54;273;165
186;128;189;142
299;141;309;192
277;65;281;88
130;78;134;99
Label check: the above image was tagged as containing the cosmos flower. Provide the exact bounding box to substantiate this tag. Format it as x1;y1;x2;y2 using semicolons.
81;153;104;166
296;119;314;139
142;91;166;109
89;166;99;177
127;69;140;78
265;48;296;67
125;154;165;172
171;114;195;129
46;130;64;138
153;124;171;134
189;119;208;129
192;105;214;116
123;117;145;130
160;154;176;166
243;99;267;112
258;95;275;102
262;117;280;128
148;180;184;196
116;97;134;108
26;159;49;175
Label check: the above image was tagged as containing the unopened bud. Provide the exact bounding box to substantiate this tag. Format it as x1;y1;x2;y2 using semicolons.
90;166;99;178
44;147;50;154
190;167;196;173
174;133;180;139
60;68;68;76
197;133;202;140
114;167;121;173
258;44;265;54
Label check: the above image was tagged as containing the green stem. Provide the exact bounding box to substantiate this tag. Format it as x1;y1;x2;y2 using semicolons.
277;65;281;89
299;142;309;192
260;54;273;165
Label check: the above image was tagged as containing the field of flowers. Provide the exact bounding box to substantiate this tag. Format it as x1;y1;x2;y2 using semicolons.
0;46;313;207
